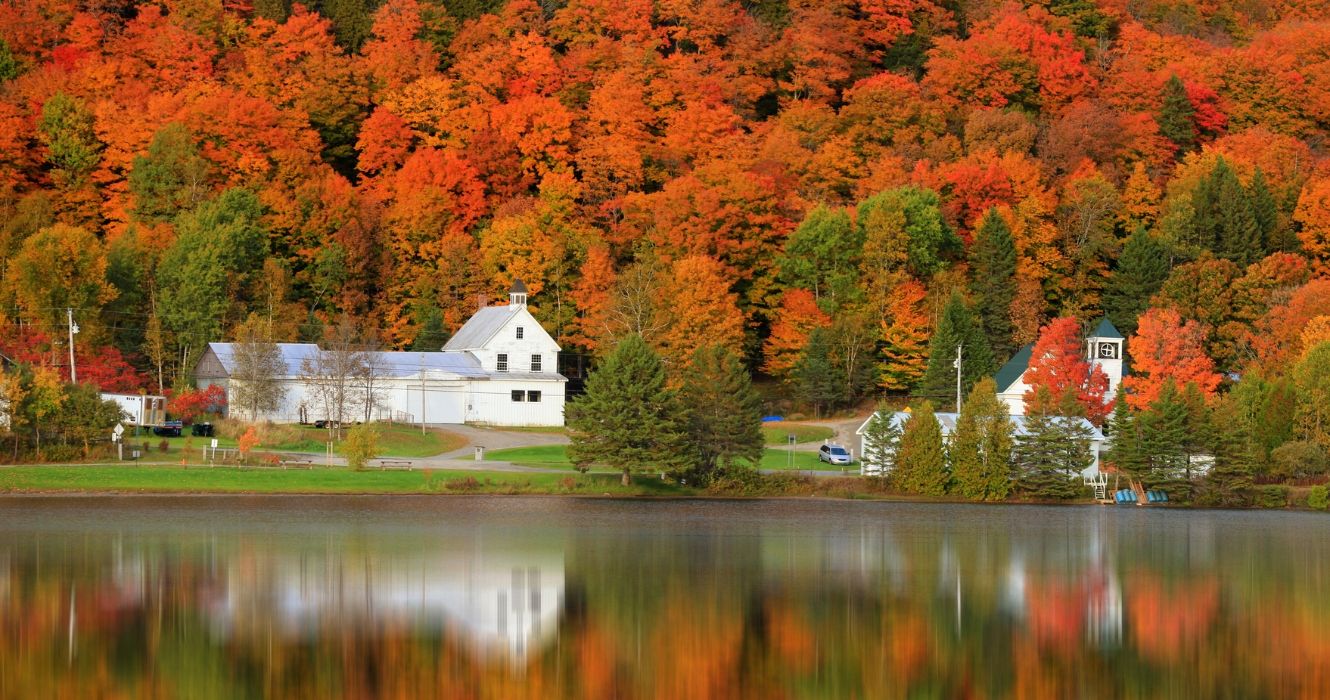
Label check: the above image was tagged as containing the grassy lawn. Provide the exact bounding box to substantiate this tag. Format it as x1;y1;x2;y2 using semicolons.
479;444;847;472
265;424;468;458
762;423;835;445
0;465;693;496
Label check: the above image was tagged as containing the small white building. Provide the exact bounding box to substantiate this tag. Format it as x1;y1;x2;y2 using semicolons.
100;393;168;427
193;282;567;427
855;411;1106;479
995;318;1125;416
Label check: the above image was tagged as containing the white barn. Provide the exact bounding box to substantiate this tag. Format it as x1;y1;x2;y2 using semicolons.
194;282;567;427
995;318;1125;416
855;411;1106;479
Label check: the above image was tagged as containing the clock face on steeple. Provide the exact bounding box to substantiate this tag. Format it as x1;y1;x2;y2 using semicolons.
1097;342;1119;360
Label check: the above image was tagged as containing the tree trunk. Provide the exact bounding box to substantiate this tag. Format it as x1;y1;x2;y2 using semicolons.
621;468;630;487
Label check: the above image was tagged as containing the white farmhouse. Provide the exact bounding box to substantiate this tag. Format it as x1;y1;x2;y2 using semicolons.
855;411;1106;479
995;317;1126;416
193;282;567;427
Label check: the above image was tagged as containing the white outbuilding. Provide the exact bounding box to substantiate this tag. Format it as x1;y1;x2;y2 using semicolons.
193;282;567;427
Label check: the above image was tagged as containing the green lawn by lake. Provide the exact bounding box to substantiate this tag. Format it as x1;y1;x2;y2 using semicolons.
478;444;847;472
264;424;467;457
761;423;835;445
0;465;690;496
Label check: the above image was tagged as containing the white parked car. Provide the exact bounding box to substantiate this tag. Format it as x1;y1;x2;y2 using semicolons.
818;444;853;465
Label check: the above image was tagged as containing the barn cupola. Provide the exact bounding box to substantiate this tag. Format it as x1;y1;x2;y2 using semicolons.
509;279;528;307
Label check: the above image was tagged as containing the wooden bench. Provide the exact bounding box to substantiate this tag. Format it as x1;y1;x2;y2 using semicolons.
374;459;414;471
279;459;314;469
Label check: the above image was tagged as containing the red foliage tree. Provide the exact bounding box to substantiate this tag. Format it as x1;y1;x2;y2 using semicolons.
1022;317;1111;423
1122;308;1222;410
168;385;227;423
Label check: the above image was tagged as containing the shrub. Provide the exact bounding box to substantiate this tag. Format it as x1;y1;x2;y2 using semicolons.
338;424;380;470
444;476;481;491
237;427;259;462
158;439;170;453
1309;485;1330;511
1255;485;1290;509
1270;441;1329;480
39;445;82;463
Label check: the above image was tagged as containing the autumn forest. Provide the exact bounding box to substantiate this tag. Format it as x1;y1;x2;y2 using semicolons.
2;0;1330;445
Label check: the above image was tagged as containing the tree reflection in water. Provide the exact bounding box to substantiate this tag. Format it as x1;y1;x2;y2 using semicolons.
0;497;1327;698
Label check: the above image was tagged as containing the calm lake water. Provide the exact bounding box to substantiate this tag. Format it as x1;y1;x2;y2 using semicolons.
1;497;1327;698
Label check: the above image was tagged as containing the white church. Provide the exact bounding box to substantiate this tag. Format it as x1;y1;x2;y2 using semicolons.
856;318;1125;479
193;282;567;427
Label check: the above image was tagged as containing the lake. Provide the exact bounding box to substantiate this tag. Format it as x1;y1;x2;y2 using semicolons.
0;496;1327;698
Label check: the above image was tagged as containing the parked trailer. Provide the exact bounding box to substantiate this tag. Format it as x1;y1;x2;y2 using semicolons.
100;393;168;427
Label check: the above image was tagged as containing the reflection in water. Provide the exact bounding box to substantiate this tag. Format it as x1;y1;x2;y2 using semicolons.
1;497;1328;698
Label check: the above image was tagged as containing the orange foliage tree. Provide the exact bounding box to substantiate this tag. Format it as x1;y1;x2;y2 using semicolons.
1122;308;1222;410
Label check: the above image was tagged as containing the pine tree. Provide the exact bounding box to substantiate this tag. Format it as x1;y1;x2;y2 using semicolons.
1191;158;1261;265
1013;389;1088;499
1178;382;1216;483
792;328;844;417
920;290;994;411
567;334;688;486
410;307;447;351
969;208;1018;363
949;378;1014;501
1202;394;1255;506
861;402;902;478
677;345;765;484
1158;75;1196;152
1105;385;1144;476
893;401;948;496
1137;382;1189;493
1248;168;1280;254
1103;228;1170;336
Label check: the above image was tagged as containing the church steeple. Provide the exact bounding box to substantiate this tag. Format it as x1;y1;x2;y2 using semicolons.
509;279;528;307
1087;317;1125;395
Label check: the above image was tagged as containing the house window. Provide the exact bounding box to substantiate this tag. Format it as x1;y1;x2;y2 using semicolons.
497;353;508;372
531;354;542;372
527;391;541;402
516;326;524;339
511;390;525;402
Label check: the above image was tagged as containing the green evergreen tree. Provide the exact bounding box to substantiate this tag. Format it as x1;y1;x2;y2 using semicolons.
1137;382;1190;494
968;208;1018;363
1202;394;1255;506
678;345;765;483
1190;158;1261;265
949;378;1014;501
778;205;863;311
1013;389;1089;499
1248;167;1280;254
1105;385;1144;475
567;334;688;486
318;0;377;50
920;290;994;410
893;401;948;496
792;328;844;417
1104;228;1171;336
861;401;902;478
1178;382;1216;483
1158;75;1196;152
128;123;211;224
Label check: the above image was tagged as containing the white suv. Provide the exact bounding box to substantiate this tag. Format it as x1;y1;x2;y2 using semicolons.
818;444;852;465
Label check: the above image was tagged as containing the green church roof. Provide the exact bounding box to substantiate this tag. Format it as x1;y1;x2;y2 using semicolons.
1091;317;1124;340
995;344;1033;393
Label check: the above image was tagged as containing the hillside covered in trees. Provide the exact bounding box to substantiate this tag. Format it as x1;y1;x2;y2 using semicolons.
2;0;1330;423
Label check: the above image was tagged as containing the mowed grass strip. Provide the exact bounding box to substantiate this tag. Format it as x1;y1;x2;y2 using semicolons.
761;424;835;445
265;424;468;457
480;444;847;472
0;465;691;495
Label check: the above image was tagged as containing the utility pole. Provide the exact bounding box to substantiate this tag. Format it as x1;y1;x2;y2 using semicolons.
66;308;79;384
953;343;963;412
419;353;426;435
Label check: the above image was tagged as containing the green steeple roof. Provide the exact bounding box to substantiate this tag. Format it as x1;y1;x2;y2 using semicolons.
1090;317;1123;340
